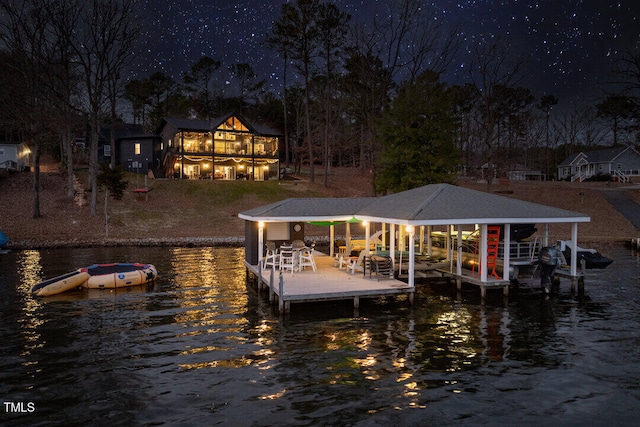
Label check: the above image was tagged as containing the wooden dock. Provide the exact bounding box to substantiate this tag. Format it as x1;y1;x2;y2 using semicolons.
245;251;414;313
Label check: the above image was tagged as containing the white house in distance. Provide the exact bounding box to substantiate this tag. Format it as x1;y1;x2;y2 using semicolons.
557;146;640;182
0;141;30;172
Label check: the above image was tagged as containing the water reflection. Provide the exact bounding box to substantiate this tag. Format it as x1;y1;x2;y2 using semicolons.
0;246;639;426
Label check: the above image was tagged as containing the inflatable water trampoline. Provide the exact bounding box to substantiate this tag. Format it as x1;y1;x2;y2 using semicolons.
31;263;157;296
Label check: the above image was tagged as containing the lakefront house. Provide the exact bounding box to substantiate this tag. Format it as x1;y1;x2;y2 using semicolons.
557;146;640;182
157;113;281;181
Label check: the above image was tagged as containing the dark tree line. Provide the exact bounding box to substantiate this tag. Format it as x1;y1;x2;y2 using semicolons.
261;0;639;192
1;0;639;221
0;0;138;217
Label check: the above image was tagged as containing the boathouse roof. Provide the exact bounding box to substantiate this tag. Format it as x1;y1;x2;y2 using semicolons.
239;183;590;226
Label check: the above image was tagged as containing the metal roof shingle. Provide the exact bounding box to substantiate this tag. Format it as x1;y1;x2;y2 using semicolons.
239;183;589;225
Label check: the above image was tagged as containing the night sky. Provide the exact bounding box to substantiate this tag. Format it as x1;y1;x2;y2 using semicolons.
133;0;640;105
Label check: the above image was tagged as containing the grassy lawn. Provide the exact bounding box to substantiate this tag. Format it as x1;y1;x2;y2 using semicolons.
102;175;323;238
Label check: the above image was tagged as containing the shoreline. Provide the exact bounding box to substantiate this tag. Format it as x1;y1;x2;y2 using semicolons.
2;165;639;251
3;235;337;250
3;235;630;251
4;236;246;250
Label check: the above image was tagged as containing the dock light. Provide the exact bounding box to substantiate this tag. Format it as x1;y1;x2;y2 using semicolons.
258;221;265;229
362;221;368;227
406;225;414;233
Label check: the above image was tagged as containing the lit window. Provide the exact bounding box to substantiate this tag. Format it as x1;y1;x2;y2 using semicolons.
135;143;141;155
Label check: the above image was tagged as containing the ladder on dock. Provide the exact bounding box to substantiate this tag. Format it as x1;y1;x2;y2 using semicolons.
472;225;502;279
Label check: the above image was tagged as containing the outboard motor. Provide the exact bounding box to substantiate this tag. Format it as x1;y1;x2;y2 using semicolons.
538;246;559;293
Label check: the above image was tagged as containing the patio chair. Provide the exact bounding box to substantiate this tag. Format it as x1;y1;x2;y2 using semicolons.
334;252;352;269
279;246;296;273
291;239;305;249
346;250;368;275
371;255;393;280
298;247;317;271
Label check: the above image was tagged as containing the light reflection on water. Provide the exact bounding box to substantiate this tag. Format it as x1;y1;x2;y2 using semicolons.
0;245;639;426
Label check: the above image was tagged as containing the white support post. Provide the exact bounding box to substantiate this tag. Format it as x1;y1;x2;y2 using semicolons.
503;224;511;280
427;225;432;257
457;226;463;277
390;224;396;262
447;225;454;273
382;223;387;250
570;222;578;277
544;224;549;247
330;225;335;257
480;224;488;283
365;221;371;254
258;222;264;267
408;226;415;289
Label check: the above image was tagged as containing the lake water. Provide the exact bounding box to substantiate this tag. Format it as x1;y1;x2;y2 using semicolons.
1;244;639;426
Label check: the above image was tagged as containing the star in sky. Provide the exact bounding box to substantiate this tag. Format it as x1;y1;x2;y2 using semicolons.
132;0;640;104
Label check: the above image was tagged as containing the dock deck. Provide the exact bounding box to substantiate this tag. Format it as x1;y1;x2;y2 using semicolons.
245;251;414;313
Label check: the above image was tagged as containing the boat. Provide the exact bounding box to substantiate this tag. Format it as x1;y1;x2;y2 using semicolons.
31;263;157;296
557;240;613;269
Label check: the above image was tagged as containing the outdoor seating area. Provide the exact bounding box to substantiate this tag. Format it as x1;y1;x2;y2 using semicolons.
261;238;399;286
262;240;317;273
250;250;414;314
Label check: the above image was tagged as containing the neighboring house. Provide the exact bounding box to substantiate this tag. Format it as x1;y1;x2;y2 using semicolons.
557;146;640;182
157;113;281;180
508;164;545;181
97;123;162;176
0;141;30;171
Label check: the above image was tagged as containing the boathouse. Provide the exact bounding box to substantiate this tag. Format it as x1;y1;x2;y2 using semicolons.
239;184;590;312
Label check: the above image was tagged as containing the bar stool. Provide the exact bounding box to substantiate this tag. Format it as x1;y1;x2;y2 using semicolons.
263;241;279;269
298;247;316;271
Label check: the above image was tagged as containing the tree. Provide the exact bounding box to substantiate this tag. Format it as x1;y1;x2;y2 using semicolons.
316;2;350;187
97;162;127;237
124;72;187;130
494;85;535;170
375;71;458;193
145;72;179;128
124;78;152;126
537;95;559;149
368;0;459;85
344;0;459;179
450;83;481;174
271;0;321;183
611;46;640;110
266;15;293;168
183;56;220;120
71;0;138;216
0;0;64;218
467;35;527;192
596;94;636;145
341;49;392;180
228;62;265;115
